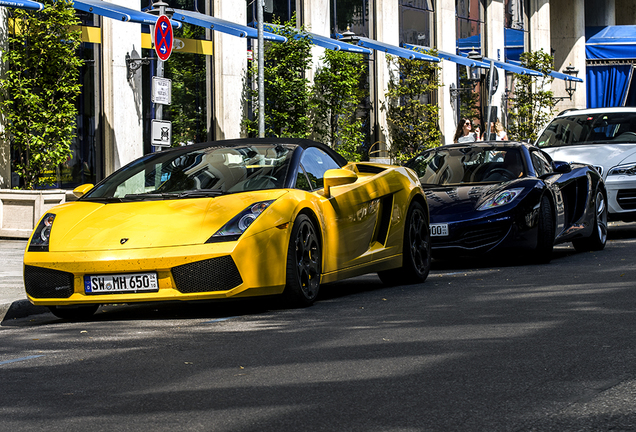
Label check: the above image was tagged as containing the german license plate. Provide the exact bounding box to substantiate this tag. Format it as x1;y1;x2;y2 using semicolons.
430;223;449;237
84;272;159;294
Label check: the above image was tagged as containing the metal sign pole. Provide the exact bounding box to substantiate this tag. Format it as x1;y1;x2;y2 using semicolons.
485;59;495;140
257;0;265;138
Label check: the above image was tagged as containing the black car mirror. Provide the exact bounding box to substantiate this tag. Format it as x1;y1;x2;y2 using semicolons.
552;161;572;174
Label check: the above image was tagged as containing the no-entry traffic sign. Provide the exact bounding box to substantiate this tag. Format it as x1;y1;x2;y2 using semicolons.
154;15;173;61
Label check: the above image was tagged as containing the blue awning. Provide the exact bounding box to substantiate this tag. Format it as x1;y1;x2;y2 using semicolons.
586;25;636;60
0;0;43;10
486;58;544;76
262;23;370;54
549;70;583;82
403;43;490;68
354;37;439;62
72;0;181;28
175;11;286;42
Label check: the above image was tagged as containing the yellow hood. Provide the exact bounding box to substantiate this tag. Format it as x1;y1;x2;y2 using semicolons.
47;191;288;252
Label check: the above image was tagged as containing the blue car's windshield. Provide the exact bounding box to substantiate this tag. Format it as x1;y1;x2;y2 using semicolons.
411;147;525;185
83;144;294;201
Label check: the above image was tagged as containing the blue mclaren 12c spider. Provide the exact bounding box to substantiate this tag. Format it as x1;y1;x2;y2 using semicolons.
407;142;608;262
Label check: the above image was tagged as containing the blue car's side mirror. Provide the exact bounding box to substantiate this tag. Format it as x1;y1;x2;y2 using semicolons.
553;161;572;174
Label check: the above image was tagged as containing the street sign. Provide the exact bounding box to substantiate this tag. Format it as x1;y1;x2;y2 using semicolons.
154;15;173;61
151;119;172;147
152;76;172;105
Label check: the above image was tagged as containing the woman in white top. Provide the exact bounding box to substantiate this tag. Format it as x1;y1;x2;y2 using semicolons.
453;118;478;143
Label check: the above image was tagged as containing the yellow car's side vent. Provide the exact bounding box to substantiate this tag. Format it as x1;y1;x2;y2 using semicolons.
374;195;394;245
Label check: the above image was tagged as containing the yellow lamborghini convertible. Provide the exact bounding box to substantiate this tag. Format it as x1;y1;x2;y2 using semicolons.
24;138;431;319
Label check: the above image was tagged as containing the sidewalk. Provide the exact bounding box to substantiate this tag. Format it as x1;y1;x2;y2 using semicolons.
0;239;47;322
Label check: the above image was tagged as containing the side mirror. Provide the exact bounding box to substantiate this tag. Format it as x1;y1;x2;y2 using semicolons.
552;161;572;174
73;183;94;198
323;169;358;197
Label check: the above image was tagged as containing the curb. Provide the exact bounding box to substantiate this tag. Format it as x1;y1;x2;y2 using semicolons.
0;299;49;323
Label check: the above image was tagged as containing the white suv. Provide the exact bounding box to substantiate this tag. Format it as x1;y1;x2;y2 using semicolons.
536;107;636;221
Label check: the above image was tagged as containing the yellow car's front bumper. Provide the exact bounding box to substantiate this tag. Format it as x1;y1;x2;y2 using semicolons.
24;226;291;306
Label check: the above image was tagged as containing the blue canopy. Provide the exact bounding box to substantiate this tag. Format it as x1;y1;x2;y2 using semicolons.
484;58;543;77
72;0;181;28
262;23;370;53
0;0;43;10
402;43;490;68
457;28;524;62
176;11;286;42
586;26;636;60
355;37;439;62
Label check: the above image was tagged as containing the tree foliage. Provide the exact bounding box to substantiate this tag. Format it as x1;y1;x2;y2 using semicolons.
311;49;367;161
0;0;82;189
243;16;313;138
384;53;442;162
507;49;556;142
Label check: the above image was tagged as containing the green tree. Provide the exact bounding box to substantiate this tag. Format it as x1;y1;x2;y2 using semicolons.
311;49;367;161
0;0;82;189
384;53;442;162
243;16;313;138
507;49;556;142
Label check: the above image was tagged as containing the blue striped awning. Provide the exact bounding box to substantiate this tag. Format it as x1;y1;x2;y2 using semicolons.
72;0;181;28
355;37;439;62
486;58;544;76
403;43;491;68
0;0;44;11
175;11;286;42
262;23;371;54
548;70;583;82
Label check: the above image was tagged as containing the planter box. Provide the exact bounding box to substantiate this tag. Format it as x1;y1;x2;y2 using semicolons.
0;189;66;239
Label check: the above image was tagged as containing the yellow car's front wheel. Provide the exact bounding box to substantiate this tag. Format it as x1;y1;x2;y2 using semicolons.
283;214;322;307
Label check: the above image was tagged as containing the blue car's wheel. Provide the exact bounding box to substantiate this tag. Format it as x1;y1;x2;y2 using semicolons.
533;195;555;264
573;189;608;252
283;214;321;307
378;200;431;285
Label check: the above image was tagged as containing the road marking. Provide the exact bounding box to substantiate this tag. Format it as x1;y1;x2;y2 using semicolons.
0;355;44;366
203;316;237;324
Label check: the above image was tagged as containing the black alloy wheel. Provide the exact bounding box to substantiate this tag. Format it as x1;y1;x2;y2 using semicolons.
573;189;608;252
378;200;431;285
533;195;555;263
283;214;322;307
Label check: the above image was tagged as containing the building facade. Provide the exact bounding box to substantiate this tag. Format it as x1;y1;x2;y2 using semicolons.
0;0;634;190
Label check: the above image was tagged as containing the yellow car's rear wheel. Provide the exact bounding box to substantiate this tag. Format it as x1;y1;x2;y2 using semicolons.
378;200;431;285
283;214;321;307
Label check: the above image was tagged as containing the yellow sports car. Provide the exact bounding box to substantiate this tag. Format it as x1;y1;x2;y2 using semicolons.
24;138;431;319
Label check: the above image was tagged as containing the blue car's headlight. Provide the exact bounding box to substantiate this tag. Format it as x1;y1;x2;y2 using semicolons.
28;213;56;252
608;163;636;176
206;200;275;243
477;188;524;211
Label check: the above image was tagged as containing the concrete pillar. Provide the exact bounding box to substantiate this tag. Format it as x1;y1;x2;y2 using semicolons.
101;0;143;176
436;0;458;144
615;0;636;25
585;0;615;26
212;0;248;140
529;0;551;52
0;7;8;189
301;0;329;83
374;0;399;154
485;0;506;127
551;0;586;110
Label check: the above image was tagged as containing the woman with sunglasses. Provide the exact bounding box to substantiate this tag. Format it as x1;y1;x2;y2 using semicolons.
453;118;478;143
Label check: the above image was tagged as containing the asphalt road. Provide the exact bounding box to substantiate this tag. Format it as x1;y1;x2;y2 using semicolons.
2;223;636;431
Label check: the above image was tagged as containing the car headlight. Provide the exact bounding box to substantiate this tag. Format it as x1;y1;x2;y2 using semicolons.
206;200;275;243
28;213;56;252
608;163;636;176
477;188;524;211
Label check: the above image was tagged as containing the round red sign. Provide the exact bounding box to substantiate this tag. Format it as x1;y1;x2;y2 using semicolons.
154;15;173;61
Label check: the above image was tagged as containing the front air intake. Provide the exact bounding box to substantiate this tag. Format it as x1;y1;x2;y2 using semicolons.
171;256;243;293
24;265;75;298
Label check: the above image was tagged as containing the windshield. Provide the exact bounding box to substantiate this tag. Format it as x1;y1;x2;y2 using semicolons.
411;147;525;185
537;112;636;148
83;144;294;201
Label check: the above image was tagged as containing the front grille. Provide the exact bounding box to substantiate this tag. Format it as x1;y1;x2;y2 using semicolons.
434;221;510;249
24;265;74;298
617;189;636;210
171;256;243;293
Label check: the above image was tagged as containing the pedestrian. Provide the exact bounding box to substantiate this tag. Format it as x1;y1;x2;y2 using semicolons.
453;118;478;143
484;119;508;141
